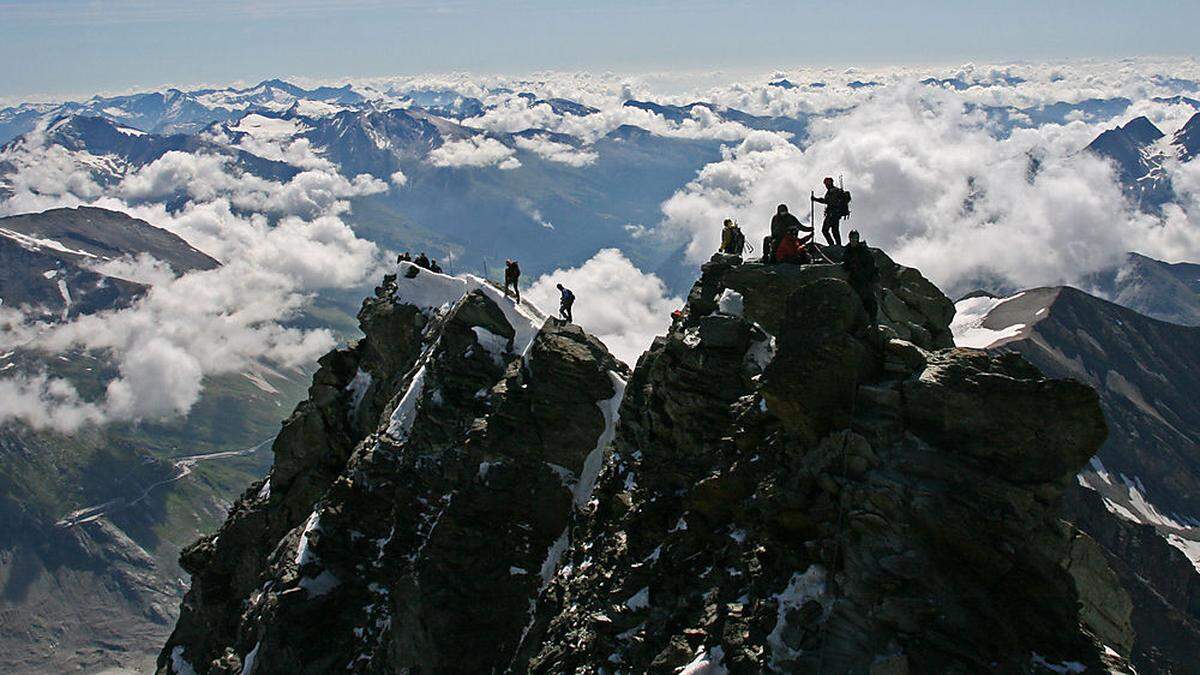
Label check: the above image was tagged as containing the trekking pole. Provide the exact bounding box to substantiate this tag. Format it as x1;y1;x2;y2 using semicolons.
839;174;849;221
811;190;816;234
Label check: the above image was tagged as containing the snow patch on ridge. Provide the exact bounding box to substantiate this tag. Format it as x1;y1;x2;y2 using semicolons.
0;227;98;258
392;262;547;356
295;510;322;566
717;289;744;316
170;646;198;675
767;565;829;668
385;365;427;440
680;644;729;674
345;368;372;412
472;326;509;365
574;371;626;508
951;292;1027;348
231;113;308;140
1166;534;1200;572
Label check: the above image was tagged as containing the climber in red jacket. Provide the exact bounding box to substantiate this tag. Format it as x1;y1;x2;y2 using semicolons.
774;226;812;264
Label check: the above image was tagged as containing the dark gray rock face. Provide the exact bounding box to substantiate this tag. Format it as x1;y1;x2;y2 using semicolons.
158;269;626;674
1084;116;1174;211
159;255;1131;674
518;253;1131;673
1065;488;1200;674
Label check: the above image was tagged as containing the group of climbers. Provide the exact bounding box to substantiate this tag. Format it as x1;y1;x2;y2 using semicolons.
393;175;868;330
503;258;572;322
717;175;877;323
397;251;443;274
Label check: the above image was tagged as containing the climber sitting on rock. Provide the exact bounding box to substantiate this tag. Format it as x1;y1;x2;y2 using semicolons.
764;204;807;263
773;224;812;264
842;229;880;324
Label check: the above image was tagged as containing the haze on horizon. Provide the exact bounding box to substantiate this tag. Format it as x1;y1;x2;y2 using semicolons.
2;0;1199;101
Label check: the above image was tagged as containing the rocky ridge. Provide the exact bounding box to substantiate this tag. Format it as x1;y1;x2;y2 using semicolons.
159;263;627;673
514;252;1131;673
160;252;1133;673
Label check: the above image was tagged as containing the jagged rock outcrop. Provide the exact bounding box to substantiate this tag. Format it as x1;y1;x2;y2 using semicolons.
161;251;1133;674
158;265;626;674
516;252;1133;673
952;284;1200;671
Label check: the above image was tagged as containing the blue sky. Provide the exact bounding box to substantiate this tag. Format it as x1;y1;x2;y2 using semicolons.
2;0;1198;99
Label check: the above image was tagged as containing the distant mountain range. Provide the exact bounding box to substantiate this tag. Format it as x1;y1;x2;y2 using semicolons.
1083;252;1200;326
0;79;365;143
1084;113;1200;211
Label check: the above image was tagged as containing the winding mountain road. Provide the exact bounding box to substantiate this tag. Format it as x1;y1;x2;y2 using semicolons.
55;438;274;528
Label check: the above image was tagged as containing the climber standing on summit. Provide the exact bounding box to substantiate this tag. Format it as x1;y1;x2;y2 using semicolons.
556;283;575;323
842;230;879;325
811;177;851;247
504;259;521;302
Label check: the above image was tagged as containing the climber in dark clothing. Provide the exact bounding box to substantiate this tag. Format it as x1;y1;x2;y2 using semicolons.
504;259;521;302
429;259;443;274
397;251;412;264
556;283;575;323
811;177;851;247
415;252;431;269
842;230;879;324
766;204;808;263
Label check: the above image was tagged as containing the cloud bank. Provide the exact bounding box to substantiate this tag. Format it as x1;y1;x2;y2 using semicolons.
657;83;1200;295
0;133;385;432
526;248;680;366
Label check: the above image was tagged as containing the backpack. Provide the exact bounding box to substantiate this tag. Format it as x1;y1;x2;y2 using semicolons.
729;227;746;256
831;188;852;218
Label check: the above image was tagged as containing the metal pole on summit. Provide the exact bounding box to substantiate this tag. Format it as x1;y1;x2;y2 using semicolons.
811;190;816;237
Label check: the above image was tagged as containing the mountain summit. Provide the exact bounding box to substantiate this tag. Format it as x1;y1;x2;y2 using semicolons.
158;253;1132;673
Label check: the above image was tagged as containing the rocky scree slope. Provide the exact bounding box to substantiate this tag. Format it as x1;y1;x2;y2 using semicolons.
161;253;1131;673
516;252;1133;673
158;264;627;674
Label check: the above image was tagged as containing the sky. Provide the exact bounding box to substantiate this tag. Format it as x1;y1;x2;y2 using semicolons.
3;0;1200;100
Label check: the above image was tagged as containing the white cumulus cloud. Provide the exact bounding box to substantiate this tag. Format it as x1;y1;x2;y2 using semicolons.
526;249;681;365
427;136;521;169
513;135;597;167
657;83;1200;296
